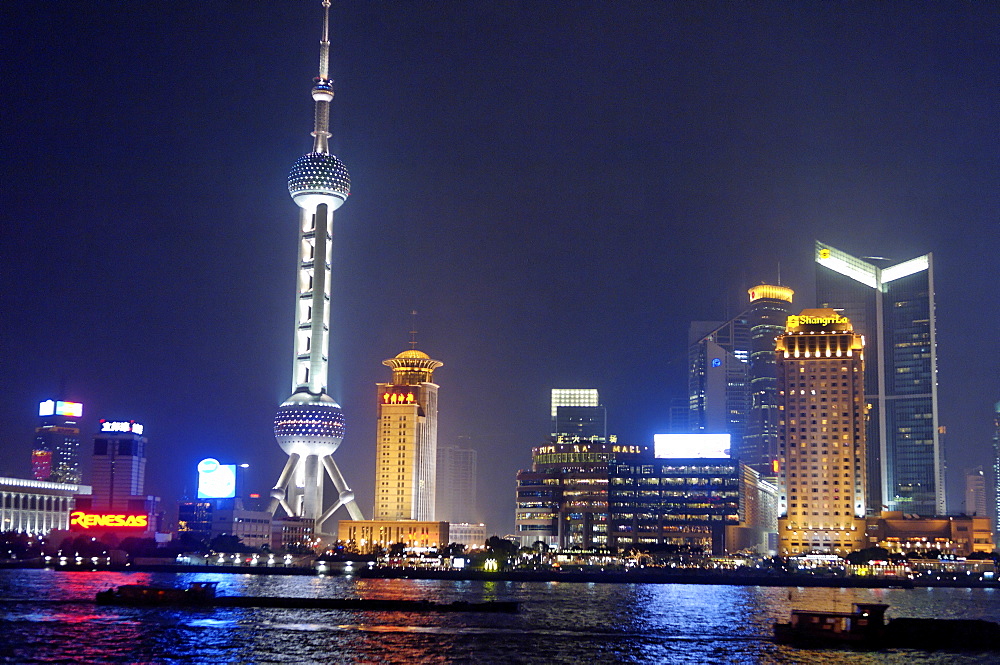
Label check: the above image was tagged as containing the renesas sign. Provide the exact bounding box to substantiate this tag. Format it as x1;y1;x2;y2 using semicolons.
69;511;149;531
100;420;144;435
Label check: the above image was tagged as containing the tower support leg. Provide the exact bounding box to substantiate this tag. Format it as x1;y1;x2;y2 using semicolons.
269;453;300;517
303;454;322;520
315;455;365;531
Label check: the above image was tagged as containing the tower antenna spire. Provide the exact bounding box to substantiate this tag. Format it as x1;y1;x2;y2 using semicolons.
311;0;334;154
409;310;419;350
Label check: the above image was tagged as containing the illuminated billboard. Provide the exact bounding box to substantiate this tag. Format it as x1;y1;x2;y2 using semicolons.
653;433;731;459
381;387;420;405
197;458;237;499
39;400;84;418
100;420;144;435
69;511;149;531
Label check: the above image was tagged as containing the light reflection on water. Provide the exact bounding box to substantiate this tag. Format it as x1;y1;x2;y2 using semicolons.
0;569;998;664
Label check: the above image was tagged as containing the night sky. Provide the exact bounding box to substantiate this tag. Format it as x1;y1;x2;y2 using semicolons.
2;2;997;534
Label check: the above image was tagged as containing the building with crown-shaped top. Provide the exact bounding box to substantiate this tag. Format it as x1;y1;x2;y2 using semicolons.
776;309;868;556
374;349;443;521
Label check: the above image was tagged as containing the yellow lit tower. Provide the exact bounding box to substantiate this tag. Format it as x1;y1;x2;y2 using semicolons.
374;348;443;521
776;309;868;555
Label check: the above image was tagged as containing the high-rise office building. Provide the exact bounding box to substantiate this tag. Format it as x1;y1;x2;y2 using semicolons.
815;240;943;515
90;420;147;509
551;388;606;442
666;397;690;434
994;402;1000;534
514;440;646;548
965;466;987;517
67;419;159;538
608;455;740;555
688;316;750;449
268;1;364;533
436;443;477;524
550;389;599;418
554;406;607;441
741;285;794;476
32;399;84;484
776;309;868;555
374;349;443;521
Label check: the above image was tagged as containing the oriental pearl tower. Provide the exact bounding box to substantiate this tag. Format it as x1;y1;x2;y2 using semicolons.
268;0;364;532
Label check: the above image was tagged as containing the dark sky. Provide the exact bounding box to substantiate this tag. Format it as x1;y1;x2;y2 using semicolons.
2;2;997;533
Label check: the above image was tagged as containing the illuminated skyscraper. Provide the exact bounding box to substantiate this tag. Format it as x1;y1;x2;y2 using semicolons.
374;349;443;521
268;1;364;533
550;389;599;415
550;388;605;441
776;309;868;555
994;402;1000;534
90;420;147;509
815;241;943;515
965;466;987;517
688;316;750;448
437;443;477;523
32;399;84;484
741;285;794;476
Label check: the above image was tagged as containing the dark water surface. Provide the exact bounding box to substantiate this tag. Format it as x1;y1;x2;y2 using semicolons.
2;569;999;663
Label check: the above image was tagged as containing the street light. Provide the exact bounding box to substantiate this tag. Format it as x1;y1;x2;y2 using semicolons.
238;464;250;502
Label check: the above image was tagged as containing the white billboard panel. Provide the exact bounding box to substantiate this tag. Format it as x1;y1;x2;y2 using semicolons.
653;433;731;459
197;458;237;499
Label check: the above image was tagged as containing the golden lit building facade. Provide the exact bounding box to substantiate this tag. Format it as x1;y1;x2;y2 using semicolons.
776;309;868;555
338;519;448;553
864;512;993;557
374;349;443;521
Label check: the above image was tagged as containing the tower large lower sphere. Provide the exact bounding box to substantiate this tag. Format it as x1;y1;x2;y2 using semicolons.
268;0;364;534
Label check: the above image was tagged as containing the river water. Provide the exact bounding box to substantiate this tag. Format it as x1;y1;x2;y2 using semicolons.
1;569;999;663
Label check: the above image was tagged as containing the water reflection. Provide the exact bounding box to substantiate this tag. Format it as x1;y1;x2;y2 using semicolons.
1;569;999;664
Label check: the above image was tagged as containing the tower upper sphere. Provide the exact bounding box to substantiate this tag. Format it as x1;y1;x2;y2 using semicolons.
288;152;350;210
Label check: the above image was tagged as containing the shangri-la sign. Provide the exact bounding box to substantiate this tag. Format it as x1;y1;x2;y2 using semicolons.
786;313;850;329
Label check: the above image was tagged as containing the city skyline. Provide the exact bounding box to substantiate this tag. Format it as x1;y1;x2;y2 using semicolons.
1;2;997;533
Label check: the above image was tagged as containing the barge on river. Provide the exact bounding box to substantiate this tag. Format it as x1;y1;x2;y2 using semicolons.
95;582;518;613
775;602;1000;650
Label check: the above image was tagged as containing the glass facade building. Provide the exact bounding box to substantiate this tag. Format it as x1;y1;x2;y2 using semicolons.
514;442;648;549
608;459;740;555
554;406;607;442
994;401;1000;535
32;400;84;484
815;241;943;515
742;286;794;476
687;317;750;451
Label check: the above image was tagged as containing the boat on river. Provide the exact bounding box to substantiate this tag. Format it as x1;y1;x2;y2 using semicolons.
773;602;888;647
95;583;518;612
775;602;1000;650
96;581;218;605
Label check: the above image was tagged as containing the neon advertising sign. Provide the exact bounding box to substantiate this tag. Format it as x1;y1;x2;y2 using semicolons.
382;391;416;405
39;400;84;418
100;420;144;435
197;458;237;499
69;511;149;530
